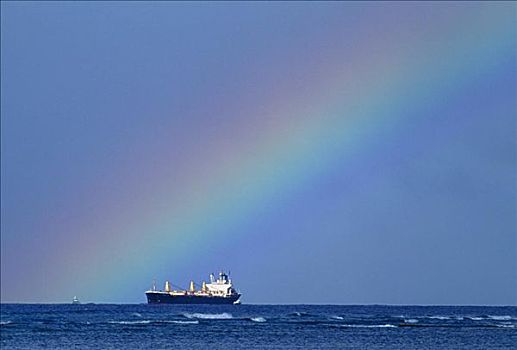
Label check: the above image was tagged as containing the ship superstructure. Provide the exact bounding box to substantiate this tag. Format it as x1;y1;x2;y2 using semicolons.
145;271;241;304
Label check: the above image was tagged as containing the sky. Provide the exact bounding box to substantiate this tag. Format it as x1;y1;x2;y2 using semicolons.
1;2;515;305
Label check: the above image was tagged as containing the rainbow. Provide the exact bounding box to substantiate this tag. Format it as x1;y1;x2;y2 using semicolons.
14;4;514;302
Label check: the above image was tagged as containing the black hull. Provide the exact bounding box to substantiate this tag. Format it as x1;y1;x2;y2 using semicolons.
146;292;240;305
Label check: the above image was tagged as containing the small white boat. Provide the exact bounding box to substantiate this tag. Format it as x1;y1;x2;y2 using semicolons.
72;296;80;304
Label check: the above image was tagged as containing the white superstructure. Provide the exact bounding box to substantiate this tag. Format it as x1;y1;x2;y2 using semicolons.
146;271;240;301
205;272;234;296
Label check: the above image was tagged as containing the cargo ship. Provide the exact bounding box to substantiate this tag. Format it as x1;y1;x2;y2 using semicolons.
145;271;241;304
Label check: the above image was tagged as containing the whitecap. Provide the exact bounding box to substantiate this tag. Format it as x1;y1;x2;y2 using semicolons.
495;324;515;328
427;316;450;320
404;319;418;324
0;321;12;326
290;312;307;317
330;316;344;320
132;313;142;318
160;320;199;325
488;315;512;321
250;317;266;323
467;317;483;321
183;312;233;320
109;320;151;325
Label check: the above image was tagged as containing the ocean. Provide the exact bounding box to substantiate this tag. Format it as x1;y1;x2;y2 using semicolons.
1;304;516;349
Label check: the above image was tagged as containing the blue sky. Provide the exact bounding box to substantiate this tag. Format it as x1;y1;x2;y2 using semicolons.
1;2;515;304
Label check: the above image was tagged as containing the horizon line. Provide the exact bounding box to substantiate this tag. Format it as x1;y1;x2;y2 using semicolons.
1;302;516;307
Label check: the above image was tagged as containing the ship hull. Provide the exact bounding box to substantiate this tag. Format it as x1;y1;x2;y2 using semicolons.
146;292;240;305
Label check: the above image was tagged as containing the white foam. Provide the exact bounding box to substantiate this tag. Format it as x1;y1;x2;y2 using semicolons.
404;319;418;324
488;315;512;321
0;321;12;326
427;316;450;320
132;313;142;318
161;320;199;325
109;320;152;325
496;324;515;328
341;324;397;328
291;312;307;317
467;317;483;321
330;316;344;320
250;317;266;323
109;319;199;325
183;312;233;320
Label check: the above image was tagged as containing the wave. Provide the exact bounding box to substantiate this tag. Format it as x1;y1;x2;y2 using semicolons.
340;324;397;328
398;315;517;322
0;321;12;326
488;315;512;321
289;312;309;317
109;320;152;325
160;320;199;325
427;316;450;320
495;324;515;328
132;313;143;318
396;314;517;322
404;319;418;324
109;319;199;325
250;317;267;323
183;312;233;320
467;317;484;321
330;316;344;320
399;322;517;329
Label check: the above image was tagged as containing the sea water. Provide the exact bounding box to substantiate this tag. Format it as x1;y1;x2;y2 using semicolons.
1;304;516;349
